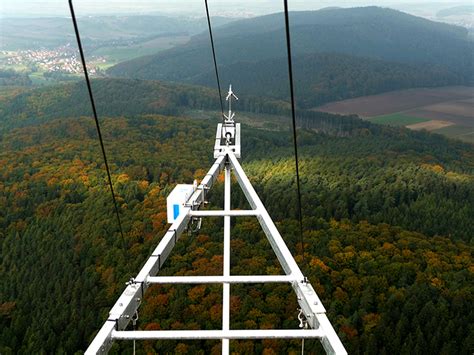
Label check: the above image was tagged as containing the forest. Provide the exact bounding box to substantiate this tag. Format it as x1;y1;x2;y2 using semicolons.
108;7;473;108
0;70;32;87
192;53;467;109
0;78;367;134
0;88;473;353
1;3;473;354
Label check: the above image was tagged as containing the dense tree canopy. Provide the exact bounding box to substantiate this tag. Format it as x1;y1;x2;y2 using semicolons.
108;7;473;108
0;110;472;353
0;70;32;87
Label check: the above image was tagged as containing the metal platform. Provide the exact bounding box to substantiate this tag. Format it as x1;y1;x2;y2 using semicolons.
86;87;346;355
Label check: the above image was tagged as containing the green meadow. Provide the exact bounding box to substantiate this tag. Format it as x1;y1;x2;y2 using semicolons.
369;113;430;126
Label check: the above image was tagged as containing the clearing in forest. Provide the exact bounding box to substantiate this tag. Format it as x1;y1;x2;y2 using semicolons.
314;86;474;143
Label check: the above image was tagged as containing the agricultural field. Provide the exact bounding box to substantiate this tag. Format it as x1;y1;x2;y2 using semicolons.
315;86;474;143
90;35;190;64
0;33;191;86
367;113;430;126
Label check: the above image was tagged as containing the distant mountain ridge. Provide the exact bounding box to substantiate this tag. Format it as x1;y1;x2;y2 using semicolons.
437;5;474;18
191;53;466;109
107;7;473;107
0;15;235;50
210;6;468;40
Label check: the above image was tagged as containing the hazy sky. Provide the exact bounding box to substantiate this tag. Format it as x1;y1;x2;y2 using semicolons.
0;0;471;18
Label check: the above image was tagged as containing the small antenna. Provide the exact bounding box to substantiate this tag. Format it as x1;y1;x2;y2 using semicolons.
224;84;238;122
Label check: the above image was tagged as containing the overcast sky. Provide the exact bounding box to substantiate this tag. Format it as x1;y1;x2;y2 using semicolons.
0;0;471;18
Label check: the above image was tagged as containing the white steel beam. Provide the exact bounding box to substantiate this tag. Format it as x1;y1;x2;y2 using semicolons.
227;150;347;355
222;163;231;354
189;210;259;217
112;329;324;340
85;155;226;355
227;151;303;277
146;275;297;284
87;146;347;355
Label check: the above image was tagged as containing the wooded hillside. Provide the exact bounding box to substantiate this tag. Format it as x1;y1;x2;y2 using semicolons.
0;107;472;353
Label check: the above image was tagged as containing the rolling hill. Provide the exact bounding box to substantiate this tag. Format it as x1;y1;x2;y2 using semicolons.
1;5;474;354
191;53;466;109
107;7;473;108
0;77;473;353
0;15;234;50
0;78;365;135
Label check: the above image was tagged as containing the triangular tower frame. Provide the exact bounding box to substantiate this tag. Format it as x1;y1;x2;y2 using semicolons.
86;88;346;355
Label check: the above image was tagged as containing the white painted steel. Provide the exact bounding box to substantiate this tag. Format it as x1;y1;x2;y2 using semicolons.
86;136;347;355
189;210;258;217
214;90;240;159
227;150;347;355
166;184;194;223
227;151;302;277
85;155;226;355
214;123;241;158
146;275;297;284
222;164;231;354
86;321;116;354
112;329;324;340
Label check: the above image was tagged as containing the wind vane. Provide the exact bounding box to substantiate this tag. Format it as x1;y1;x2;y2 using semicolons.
224;84;238;122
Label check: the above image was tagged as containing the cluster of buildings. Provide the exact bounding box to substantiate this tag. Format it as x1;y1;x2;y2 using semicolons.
0;44;105;75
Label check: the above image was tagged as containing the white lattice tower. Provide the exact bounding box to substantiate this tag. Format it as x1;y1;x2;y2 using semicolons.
86;87;347;355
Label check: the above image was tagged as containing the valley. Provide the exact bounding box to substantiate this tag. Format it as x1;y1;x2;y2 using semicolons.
0;34;190;85
0;5;473;354
0;15;230;85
